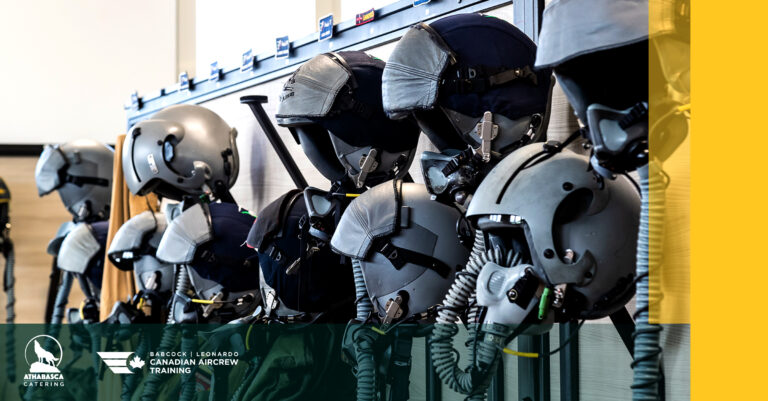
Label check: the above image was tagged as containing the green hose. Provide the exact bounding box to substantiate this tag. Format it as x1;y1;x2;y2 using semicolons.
430;231;518;399
631;163;665;400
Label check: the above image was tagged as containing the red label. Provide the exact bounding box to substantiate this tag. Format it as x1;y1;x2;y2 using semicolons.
355;8;375;26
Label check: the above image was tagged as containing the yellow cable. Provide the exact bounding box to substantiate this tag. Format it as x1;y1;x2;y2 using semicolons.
502;348;539;358
371;326;386;335
676;103;691;112
245;325;253;352
346;193;360;198
191;299;215;304
137;297;145;310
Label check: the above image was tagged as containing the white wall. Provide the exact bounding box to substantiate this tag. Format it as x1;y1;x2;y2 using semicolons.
195;0;316;77
0;0;177;145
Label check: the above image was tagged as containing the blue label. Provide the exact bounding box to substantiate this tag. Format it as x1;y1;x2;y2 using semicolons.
275;36;290;59
210;61;220;82
241;49;254;72
318;14;333;41
130;91;140;110
179;72;190;91
413;0;431;6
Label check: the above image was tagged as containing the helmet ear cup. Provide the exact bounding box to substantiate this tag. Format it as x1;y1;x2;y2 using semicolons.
295;125;348;183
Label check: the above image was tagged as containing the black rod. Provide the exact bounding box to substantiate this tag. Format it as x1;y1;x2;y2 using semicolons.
240;95;308;189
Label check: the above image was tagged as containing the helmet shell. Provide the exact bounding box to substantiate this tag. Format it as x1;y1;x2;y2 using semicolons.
277;51;420;187
35;139;114;222
123;104;239;200
467;144;640;318
382;13;552;152
332;181;470;320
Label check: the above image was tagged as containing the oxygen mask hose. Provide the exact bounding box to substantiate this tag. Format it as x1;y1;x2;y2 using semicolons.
351;258;377;401
122;330;150;401
430;230;514;399
142;265;191;401
179;328;198;401
632;162;665;400
4;241;16;382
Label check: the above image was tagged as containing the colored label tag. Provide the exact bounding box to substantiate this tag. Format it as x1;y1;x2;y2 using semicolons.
355;8;375;25
275;36;290;59
210;61;220;82
241;49;254;72
318;14;333;41
179;71;190;91
130;91;140;110
413;0;431;6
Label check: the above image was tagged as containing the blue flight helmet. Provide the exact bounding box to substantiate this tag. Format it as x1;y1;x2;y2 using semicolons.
276;51;421;189
381;13;553;202
382;14;552;152
535;0;690;175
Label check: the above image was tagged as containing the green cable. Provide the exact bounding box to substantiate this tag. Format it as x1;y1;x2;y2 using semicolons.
538;287;551;320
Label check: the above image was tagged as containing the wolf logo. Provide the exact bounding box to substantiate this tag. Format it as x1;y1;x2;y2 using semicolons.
25;334;63;374
34;340;59;366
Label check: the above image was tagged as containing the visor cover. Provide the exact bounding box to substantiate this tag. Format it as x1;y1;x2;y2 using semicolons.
536;0;649;68
35;145;68;196
382;26;452;118
275;54;352;124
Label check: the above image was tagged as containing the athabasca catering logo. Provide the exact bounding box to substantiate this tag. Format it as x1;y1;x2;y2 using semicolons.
23;334;65;387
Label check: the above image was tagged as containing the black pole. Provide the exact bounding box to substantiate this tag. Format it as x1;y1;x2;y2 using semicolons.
609;307;636;358
43;257;60;324
240;95;308;189
559;322;580;401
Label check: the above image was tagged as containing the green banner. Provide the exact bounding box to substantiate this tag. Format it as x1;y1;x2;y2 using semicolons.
0;324;357;401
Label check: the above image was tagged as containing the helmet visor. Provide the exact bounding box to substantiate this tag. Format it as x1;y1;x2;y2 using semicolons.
35;145;68;196
382;24;454;119
275;54;352;126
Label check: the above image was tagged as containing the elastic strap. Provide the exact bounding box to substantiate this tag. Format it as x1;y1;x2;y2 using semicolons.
64;174;109;187
374;240;452;278
442;65;538;95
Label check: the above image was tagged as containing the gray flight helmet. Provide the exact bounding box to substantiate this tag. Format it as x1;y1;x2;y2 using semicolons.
35;139;114;222
277;51;420;188
331;181;470;321
466;143;640;319
123;104;239;200
107;210;174;295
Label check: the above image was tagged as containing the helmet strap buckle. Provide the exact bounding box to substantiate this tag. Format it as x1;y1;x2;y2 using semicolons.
474;112;499;162
352;148;379;188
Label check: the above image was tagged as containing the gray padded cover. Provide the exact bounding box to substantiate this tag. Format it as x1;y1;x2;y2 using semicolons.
58;223;100;274
108;210;164;256
382;25;451;118
332;181;468;320
275;54;351;122
330;181;398;259
156;203;212;264
536;0;648;68
35;145;68;196
47;221;77;256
